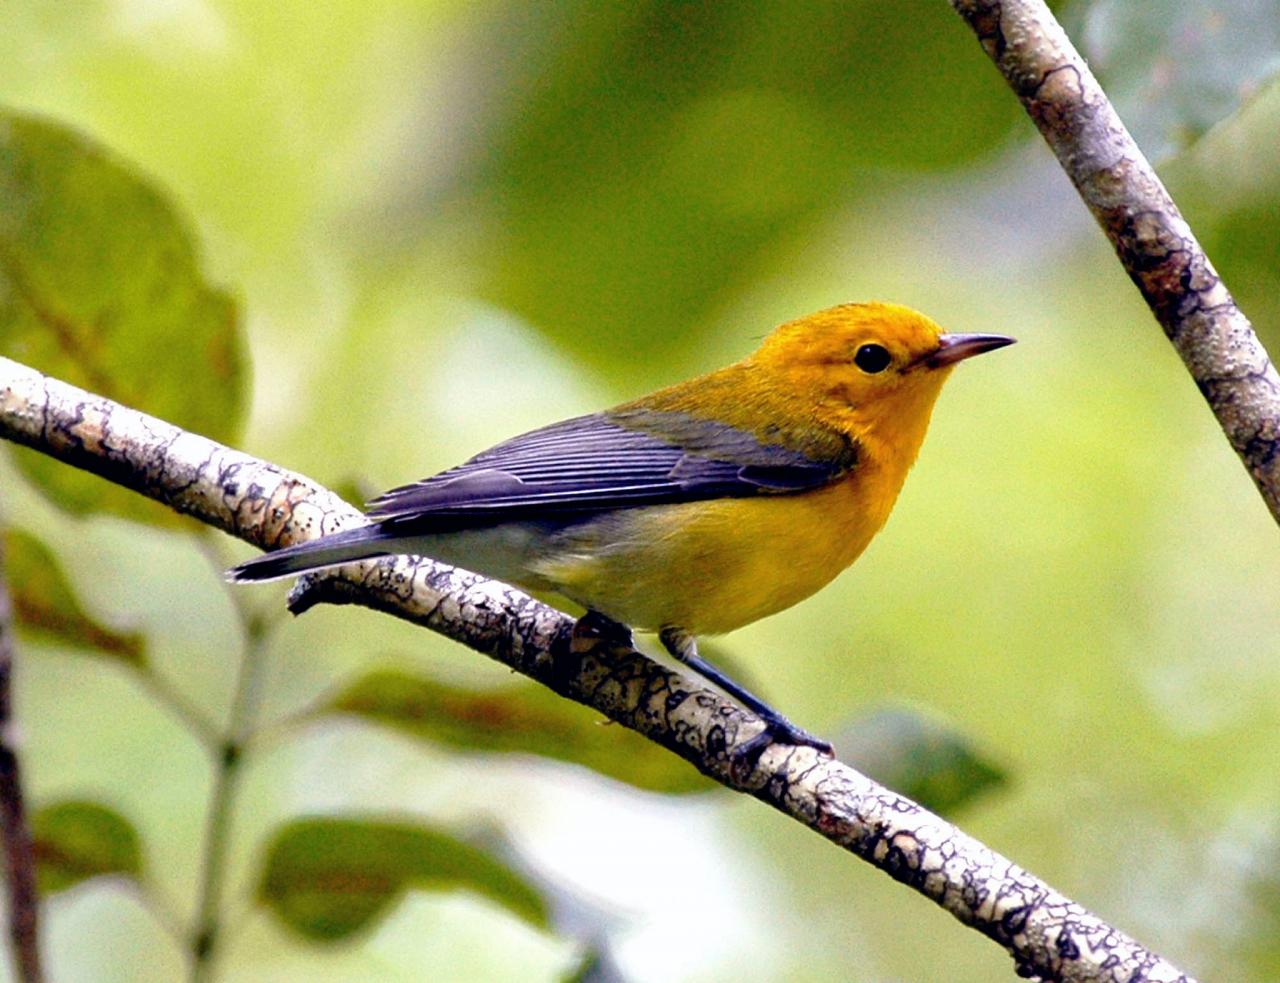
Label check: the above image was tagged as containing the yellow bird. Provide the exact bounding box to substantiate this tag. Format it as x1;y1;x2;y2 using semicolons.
231;302;1013;754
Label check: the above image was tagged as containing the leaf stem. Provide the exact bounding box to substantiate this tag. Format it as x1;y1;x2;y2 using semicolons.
189;550;273;983
137;667;221;750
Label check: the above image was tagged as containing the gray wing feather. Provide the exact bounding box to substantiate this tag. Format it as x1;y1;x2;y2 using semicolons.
366;411;855;525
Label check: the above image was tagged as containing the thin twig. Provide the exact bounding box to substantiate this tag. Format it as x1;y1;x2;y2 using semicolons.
189;550;273;983
136;668;222;751
950;0;1280;525
134;877;193;950
0;357;1197;981
0;532;43;982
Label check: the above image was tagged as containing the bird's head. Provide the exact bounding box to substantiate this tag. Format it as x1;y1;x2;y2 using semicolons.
751;302;1014;461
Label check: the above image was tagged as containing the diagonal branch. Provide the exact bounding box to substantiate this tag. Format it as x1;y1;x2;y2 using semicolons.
0;355;1194;981
950;0;1280;525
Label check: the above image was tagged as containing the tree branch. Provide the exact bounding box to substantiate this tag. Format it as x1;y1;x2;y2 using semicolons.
0;523;44;982
950;0;1280;525
0;356;1196;981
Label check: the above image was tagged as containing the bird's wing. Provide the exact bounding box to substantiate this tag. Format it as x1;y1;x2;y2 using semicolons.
366;410;857;524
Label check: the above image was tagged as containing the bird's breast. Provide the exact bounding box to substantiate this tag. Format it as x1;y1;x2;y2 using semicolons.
532;460;905;636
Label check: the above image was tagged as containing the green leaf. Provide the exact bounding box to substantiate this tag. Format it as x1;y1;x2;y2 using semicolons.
839;706;1006;816
1165;76;1280;352
31;799;143;894
257;817;549;943
1239;824;1280;978
0;111;245;526
560;943;626;983
1080;0;1280;159
323;669;711;795
4;529;145;667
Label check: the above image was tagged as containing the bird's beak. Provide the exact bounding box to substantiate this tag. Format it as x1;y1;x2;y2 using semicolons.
924;333;1016;369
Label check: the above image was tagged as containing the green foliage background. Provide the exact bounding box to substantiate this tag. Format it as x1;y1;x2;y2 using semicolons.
1;1;1279;980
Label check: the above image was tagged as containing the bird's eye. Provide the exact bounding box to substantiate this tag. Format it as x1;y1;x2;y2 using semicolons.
854;343;892;374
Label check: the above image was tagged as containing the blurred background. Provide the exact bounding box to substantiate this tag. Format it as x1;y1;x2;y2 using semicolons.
1;1;1279;980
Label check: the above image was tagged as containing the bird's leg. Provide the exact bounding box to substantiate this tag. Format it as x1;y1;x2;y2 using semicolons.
570;610;635;655
658;626;833;759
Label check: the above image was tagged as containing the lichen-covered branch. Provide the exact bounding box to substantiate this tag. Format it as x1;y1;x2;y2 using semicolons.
0;355;1194;982
950;0;1280;525
0;525;43;982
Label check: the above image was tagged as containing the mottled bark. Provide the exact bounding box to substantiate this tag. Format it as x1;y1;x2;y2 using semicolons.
951;0;1280;525
0;356;1194;981
0;533;43;982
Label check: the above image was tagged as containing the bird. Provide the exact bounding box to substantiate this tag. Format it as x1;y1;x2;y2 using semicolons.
229;302;1013;756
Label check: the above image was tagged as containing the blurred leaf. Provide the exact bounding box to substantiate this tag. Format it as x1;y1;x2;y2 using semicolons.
323;669;711;795
257;816;548;943
1118;0;1280;350
1164;76;1280;350
373;0;1021;365
1045;2;1280;355
472;822;621;943
4;528;145;667
1241;824;1280;977
31;799;142;894
0;110;245;526
838;706;1006;816
561;943;628;983
1079;0;1280;159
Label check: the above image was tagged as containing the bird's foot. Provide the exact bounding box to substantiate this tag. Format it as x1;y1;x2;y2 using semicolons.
653;626;833;773
730;712;834;777
570;611;635;655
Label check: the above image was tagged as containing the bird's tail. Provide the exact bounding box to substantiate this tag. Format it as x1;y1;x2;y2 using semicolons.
226;525;394;583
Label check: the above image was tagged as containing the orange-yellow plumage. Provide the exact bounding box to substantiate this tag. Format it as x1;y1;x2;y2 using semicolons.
534;302;980;635
231;301;1013;752
535;478;895;636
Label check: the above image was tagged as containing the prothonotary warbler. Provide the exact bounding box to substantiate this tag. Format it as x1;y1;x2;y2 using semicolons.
230;302;1013;756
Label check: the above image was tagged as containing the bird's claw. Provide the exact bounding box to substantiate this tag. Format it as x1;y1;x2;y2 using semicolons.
729;714;834;778
570;611;635;655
